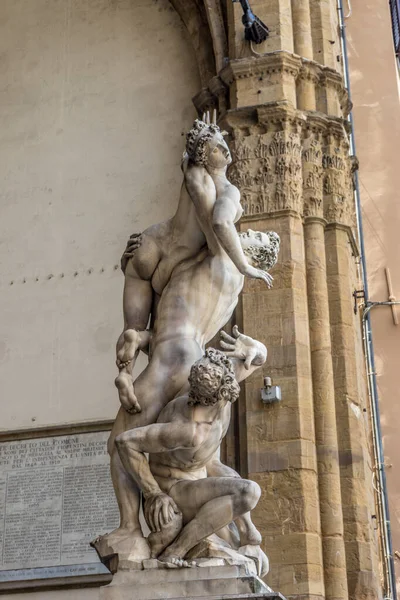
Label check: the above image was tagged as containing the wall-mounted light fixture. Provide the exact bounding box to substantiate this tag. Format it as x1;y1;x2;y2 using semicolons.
232;0;269;44
261;377;281;404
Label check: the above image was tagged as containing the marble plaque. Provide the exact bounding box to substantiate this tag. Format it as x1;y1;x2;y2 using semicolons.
0;431;119;586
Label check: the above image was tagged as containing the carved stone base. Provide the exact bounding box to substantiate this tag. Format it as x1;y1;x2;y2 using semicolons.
99;560;285;600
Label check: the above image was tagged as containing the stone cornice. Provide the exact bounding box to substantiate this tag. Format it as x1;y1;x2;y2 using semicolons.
220;103;352;141
257;103;306;127
219;53;347;91
303;112;330;134
304;112;350;141
319;66;352;118
220;51;302;85
319;66;345;90
298;59;323;84
199;50;352;123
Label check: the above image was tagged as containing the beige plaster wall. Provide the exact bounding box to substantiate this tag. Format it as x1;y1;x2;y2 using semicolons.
346;0;400;589
0;1;199;594
0;0;200;432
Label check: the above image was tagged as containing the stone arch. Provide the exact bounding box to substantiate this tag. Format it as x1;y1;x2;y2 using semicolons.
168;0;227;86
202;0;228;72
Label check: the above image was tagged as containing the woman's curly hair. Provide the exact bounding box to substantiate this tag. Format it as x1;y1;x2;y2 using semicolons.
186;119;220;166
188;348;240;406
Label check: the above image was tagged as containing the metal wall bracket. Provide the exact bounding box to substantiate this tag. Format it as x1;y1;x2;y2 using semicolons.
385;267;398;325
261;377;281;404
353;289;365;314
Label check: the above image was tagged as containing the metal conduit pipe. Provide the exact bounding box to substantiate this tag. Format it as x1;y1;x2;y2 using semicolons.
362;303;400;600
336;1;397;598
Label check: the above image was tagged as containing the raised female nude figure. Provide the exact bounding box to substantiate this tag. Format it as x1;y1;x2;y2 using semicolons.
115;116;273;413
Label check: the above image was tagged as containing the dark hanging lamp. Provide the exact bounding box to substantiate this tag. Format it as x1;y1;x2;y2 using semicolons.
232;0;269;44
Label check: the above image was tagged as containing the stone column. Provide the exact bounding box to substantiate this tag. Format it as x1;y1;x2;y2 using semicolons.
325;225;380;600
291;0;317;111
202;1;381;598
227;0;294;58
291;0;313;58
304;216;348;600
221;107;325;599
309;0;339;69
323;140;382;599
302;127;348;600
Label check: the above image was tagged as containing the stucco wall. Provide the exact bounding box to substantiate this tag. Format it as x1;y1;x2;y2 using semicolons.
0;0;199;596
0;0;200;430
346;0;400;590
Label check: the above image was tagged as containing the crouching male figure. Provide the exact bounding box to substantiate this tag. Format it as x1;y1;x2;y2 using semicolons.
115;331;266;568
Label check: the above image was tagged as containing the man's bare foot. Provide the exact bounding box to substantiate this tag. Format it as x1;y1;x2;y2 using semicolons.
115;372;141;413
99;526;135;545
116;329;141;369
158;556;196;568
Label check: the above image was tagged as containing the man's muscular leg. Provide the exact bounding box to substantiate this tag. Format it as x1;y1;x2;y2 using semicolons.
96;413;147;553
105;340;203;554
158;477;261;567
104;402;166;551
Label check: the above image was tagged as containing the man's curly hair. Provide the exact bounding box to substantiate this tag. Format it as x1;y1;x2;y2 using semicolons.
188;348;240;406
186;119;220;166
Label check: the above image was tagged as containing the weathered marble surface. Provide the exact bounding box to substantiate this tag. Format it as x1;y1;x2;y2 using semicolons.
93;116;280;591
116;344;268;567
100;560;283;600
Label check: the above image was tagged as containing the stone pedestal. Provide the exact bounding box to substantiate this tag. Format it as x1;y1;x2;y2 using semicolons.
100;561;285;600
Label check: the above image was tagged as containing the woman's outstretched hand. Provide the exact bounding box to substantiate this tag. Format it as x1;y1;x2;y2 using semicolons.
220;325;267;370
